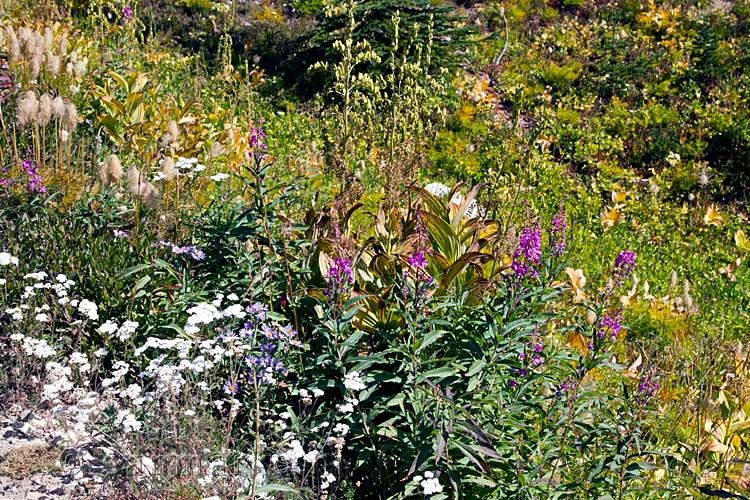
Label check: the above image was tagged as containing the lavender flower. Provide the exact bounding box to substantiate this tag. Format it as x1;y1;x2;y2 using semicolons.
223;380;239;395
512;226;541;278
158;241;206;262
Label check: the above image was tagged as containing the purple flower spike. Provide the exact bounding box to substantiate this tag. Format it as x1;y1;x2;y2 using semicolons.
549;206;567;257
512;226;542;278
407;250;428;270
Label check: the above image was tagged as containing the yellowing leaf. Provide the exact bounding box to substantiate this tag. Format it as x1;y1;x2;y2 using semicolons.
567;330;589;355
624;355;642;379
564;267;587;302
703;205;724;227
735;229;750;252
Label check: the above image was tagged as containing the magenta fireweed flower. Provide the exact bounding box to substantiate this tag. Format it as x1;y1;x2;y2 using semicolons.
548;207;567;257
636;368;659;405
598;314;622;340
512;226;542;278
407;250;428;270
248;124;267;160
326;256;354;287
614;250;636;281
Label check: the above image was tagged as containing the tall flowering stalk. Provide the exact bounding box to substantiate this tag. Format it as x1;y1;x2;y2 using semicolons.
511;226;541;278
548;206;567;258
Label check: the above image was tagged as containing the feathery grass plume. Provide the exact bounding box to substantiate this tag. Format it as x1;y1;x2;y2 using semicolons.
6;27;20;64
45;52;60;77
162;156;176;181
62;102;78;133
127;165;160;208
50;96;65;117
209;141;224;159
99;154;123;188
37;93;52;127
43;27;53;52
17;27;32;55
56;32;67;57
16;90;38;127
28;33;44;79
167;120;179;143
669;270;678;290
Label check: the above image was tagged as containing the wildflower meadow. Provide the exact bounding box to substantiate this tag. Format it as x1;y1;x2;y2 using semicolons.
1;0;750;499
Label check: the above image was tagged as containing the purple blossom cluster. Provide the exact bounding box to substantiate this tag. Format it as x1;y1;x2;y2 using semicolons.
598;313;622;340
0;166;11;189
22;160;46;194
407;250;428;270
613;250;636;283
158;240;206;261
512;226;542;278
248;124;267;160
122;5;133;21
548;207;567;257
325;256;354;300
636;369;659;405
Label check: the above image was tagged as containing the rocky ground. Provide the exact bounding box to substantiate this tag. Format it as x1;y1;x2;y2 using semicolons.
0;403;125;500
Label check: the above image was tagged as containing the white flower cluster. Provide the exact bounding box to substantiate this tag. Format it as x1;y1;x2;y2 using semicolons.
98;319;139;341
343;371;366;391
413;471;443;496
11;334;57;358
0;251;19;266
175;156;206;176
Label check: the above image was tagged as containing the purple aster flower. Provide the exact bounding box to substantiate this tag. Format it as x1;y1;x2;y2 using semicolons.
188;247;205;261
112;229;128;239
246;303;268;322
223;380;238;395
